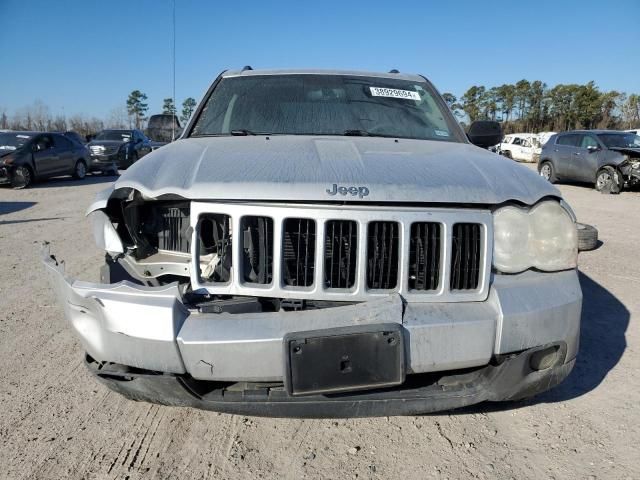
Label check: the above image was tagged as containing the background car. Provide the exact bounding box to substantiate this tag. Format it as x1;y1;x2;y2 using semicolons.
87;129;151;172
145;114;182;150
0;131;90;188
499;133;542;162
538;130;640;192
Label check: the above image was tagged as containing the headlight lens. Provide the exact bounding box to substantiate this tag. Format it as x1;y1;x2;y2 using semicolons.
493;200;577;273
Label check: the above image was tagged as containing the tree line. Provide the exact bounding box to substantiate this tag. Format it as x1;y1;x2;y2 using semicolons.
442;80;640;134
2;82;639;138
0;91;198;138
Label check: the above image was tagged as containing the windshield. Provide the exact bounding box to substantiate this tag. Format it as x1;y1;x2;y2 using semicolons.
597;133;640;149
94;130;132;142
190;75;463;142
0;133;34;150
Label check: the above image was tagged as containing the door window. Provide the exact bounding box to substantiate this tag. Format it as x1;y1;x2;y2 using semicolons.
512;137;522;145
53;135;73;150
34;135;53;151
556;134;580;147
579;135;599;149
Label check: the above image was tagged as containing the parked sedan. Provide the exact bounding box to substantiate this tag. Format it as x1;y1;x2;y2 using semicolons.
0;131;90;188
87;129;151;172
538;130;640;192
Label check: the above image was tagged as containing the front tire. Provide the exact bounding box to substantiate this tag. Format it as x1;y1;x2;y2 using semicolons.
502;150;512;159
73;160;87;180
595;166;623;193
539;161;556;183
10;166;33;189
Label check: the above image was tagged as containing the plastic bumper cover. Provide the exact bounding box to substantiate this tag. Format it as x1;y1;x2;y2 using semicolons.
42;244;581;389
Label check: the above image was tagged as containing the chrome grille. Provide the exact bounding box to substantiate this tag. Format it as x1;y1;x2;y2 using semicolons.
90;145;119;155
190;203;491;302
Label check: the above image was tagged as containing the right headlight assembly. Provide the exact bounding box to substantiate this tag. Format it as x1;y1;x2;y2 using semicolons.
493;200;577;273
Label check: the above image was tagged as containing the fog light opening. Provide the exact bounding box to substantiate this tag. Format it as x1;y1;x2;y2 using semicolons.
529;345;561;371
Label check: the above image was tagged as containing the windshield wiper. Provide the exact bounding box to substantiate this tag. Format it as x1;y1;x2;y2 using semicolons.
231;129;258;136
342;129;396;138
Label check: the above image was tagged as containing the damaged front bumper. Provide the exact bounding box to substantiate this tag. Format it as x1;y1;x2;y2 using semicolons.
42;244;582;416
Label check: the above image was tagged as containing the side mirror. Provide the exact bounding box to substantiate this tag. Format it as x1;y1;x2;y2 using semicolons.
466;121;503;149
587;145;599;153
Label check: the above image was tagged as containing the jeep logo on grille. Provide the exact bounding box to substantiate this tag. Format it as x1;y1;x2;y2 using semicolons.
326;183;370;199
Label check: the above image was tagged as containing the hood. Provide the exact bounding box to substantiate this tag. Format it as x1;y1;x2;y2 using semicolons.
0;148;15;158
609;146;640;158
107;136;559;205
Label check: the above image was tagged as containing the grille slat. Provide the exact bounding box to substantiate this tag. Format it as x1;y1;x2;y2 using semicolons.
409;222;441;291
283;218;316;287
241;216;273;284
367;221;399;290
324;220;357;289
450;223;482;290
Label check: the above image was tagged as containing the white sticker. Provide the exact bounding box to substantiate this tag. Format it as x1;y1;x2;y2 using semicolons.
370;86;420;101
434;129;450;137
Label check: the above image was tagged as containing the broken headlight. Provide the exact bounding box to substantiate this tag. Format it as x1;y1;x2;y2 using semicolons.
493;200;577;273
90;210;124;254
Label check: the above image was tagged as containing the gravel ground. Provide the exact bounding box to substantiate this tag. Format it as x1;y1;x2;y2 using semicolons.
0;169;638;479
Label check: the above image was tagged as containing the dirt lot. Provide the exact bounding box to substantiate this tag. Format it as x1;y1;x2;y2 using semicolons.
0;169;638;480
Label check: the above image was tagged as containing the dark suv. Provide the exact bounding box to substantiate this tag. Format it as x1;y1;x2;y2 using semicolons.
538;130;640;192
87;129;152;172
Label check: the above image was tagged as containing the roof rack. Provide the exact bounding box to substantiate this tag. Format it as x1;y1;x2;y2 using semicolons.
241;65;253;72
389;69;399;73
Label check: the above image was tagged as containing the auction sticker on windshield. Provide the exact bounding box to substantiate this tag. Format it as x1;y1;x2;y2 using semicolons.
369;87;420;101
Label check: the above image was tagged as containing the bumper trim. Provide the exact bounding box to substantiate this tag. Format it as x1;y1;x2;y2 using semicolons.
87;345;574;418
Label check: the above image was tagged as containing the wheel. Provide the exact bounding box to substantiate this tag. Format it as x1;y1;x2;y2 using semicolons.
10;165;33;189
539;161;556;183
595;166;623;194
576;223;598;251
502;150;512;159
73;160;87;179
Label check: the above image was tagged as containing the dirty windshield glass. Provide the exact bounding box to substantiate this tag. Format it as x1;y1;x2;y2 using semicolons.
0;133;33;150
94;130;132;142
190;75;463;142
597;133;640;148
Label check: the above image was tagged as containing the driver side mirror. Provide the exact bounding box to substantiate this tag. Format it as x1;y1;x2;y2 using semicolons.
466;121;503;149
587;145;600;153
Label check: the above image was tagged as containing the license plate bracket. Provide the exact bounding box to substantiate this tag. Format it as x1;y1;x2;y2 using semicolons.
284;324;405;396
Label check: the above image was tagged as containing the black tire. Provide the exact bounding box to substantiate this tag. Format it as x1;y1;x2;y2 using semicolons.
576;223;598;251
10;165;33;189
502;150;512;159
539;161;557;183
595;166;623;194
73;160;87;179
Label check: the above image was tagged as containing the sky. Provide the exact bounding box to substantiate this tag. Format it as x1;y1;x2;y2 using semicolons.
1;0;639;120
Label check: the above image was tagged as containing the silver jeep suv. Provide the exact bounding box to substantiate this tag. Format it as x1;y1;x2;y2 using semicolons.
43;68;581;417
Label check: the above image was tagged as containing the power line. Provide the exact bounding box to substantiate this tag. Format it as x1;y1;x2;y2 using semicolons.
171;0;176;141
